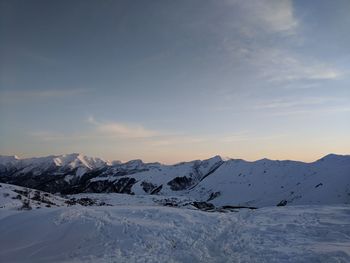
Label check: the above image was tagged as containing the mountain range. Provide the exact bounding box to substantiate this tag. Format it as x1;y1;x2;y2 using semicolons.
0;153;349;207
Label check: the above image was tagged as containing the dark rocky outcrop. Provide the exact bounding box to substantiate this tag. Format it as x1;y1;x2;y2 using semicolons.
150;185;163;195
168;176;193;191
221;205;257;210
207;191;221;201
192;201;215;211
277;200;288;206
141;181;158;194
113;177;137;194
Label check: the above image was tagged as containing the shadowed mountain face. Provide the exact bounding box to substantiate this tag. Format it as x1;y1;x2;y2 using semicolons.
0;153;349;207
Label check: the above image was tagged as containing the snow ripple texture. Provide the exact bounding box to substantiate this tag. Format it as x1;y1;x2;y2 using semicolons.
0;205;349;263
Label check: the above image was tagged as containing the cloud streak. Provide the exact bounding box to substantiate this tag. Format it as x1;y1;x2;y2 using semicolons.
87;117;160;139
225;0;298;34
254;97;345;110
31;117;288;147
0;88;92;101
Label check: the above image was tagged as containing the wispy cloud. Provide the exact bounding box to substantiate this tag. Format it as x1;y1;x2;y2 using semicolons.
29;131;91;142
30;117;167;142
30;117;259;146
224;0;298;34
0;88;92;101
215;1;343;83
224;45;342;82
87;117;160;139
29;131;65;142
254;97;344;110
256;49;342;82
251;96;350;116
268;106;350;116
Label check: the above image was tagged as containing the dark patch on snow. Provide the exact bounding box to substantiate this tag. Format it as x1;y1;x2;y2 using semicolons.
150;185;163;195
113;177;137;194
84;177;136;194
168;176;193;191
315;183;323;188
192;201;215;211
141;181;158;194
207;191;221;201
66;197;111;206
221;205;257;210
277;200;288;206
83;180;117;193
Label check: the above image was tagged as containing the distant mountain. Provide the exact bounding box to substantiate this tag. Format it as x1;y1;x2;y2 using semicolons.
0;153;349;207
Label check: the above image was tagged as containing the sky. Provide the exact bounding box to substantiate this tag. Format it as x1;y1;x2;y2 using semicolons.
0;0;349;163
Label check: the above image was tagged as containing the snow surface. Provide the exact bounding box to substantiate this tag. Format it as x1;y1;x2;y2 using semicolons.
0;183;349;262
0;204;349;263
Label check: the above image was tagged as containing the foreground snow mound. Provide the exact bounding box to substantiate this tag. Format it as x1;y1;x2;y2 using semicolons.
0;205;349;263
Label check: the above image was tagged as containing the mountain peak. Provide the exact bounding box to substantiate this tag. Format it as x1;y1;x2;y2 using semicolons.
204;155;224;163
0;155;20;165
317;153;350;163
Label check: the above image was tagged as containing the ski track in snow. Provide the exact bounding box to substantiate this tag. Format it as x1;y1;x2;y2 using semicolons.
0;205;349;263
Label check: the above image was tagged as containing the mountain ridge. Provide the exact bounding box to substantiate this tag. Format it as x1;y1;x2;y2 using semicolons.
1;152;349;166
0;153;349;208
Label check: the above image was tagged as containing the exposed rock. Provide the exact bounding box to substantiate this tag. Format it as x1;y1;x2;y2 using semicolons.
192;201;215;211
207;191;221;201
168;176;193;191
277;200;288;206
150;185;163;195
221;205;257;210
113;177;136;194
141;181;158;194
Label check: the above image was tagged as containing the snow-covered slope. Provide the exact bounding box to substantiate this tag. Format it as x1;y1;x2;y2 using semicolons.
189;154;350;207
1;181;349;262
0;153;349;207
0;183;68;210
0;204;349;262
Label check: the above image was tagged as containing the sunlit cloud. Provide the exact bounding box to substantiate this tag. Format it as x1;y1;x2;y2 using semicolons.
31;117;258;146
87;117;160;139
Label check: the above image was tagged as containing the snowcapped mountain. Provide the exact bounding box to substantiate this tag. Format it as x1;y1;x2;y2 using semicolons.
0;153;109;175
0;153;349;207
0;153;112;194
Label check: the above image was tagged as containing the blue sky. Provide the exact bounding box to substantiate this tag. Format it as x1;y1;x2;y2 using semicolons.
0;0;349;163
